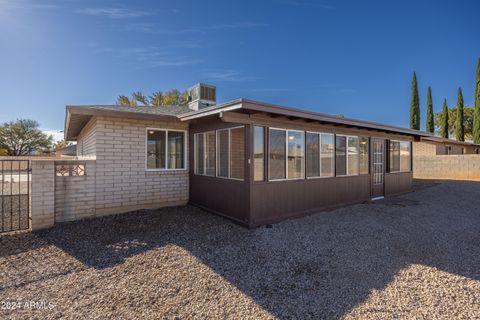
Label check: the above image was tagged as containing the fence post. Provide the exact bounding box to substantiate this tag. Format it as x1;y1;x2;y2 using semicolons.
31;160;55;230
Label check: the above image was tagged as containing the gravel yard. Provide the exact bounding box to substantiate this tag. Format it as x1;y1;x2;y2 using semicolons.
1;179;480;319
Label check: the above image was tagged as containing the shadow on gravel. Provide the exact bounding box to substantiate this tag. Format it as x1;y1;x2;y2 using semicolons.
2;179;480;319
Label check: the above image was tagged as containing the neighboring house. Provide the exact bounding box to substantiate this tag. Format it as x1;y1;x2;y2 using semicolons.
64;83;430;227
414;136;480;156
56;144;77;157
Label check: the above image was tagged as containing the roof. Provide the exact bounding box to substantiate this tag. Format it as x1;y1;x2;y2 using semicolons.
56;144;77;155
65;98;434;140
65;105;191;140
420;136;480;147
179;98;432;138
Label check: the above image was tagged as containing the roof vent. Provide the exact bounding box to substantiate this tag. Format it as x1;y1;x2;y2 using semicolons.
187;83;216;110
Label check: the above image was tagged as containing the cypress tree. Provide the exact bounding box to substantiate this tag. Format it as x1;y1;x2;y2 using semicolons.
410;72;420;130
440;98;449;138
426;86;434;133
473;58;480;143
455;87;465;141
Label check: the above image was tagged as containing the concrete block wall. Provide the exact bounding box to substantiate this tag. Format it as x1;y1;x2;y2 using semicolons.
413;155;480;180
31;161;55;230
54;160;96;222
93;116;189;216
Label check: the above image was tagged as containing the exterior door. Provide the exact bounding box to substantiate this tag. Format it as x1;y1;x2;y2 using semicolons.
371;138;385;199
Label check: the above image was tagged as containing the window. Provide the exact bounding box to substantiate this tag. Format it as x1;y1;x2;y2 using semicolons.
335;135;346;176
217;129;229;177
400;141;411;172
306;132;320;178
320;134;334;177
195;133;205;174
168;131;185;169
205;131;216;176
389;141;400;172
230;127;245;180
269;129;286;180
147;129;185;170
359;137;369;174
254;126;265;181
194;131;216;176
388;140;411;172
287;131;305;179
336;135;360;176
347;136;359;176
196;127;244;180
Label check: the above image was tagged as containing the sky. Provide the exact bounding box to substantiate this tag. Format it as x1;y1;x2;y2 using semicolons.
0;0;479;136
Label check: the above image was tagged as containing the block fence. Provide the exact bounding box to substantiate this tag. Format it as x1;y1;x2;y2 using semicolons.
413;155;480;180
29;158;189;231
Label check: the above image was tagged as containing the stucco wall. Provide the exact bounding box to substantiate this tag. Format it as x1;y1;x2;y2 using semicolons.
413;155;480;180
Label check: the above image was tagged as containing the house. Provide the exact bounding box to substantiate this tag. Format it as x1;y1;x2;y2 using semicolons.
64;83;430;227
55;144;77;157
413;136;480;156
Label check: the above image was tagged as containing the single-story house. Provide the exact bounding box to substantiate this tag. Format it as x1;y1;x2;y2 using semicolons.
413;136;480;156
64;83;430;227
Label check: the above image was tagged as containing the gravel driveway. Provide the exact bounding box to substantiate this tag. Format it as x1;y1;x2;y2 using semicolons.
1;179;479;319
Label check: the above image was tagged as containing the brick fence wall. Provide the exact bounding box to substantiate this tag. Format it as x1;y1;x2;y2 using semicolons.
413;155;480;180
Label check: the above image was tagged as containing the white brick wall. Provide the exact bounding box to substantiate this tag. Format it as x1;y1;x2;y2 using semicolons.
51;116;189;223
31;161;55;230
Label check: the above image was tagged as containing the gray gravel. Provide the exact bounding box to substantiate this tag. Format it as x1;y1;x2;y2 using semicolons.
1;179;480;319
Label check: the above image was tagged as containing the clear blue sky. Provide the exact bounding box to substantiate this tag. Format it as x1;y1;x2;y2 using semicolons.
0;0;479;133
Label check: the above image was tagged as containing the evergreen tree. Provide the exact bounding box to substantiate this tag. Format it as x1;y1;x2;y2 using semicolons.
455;87;465;141
440;99;449;138
426;86;434;133
473;58;480;143
410;72;420;130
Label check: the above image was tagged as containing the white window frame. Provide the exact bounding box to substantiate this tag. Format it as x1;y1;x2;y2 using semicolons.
145;128;187;172
389;139;411;173
194;126;245;181
335;134;360;177
215;126;245;181
268;127;305;182
305;131;335;179
194;130;216;176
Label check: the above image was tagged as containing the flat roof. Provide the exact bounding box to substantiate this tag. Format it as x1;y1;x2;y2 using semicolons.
179;98;433;138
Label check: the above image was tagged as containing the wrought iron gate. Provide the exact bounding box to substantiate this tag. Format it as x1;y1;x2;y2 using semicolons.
1;160;30;233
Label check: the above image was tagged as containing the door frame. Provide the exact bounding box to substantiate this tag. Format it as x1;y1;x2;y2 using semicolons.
370;138;385;199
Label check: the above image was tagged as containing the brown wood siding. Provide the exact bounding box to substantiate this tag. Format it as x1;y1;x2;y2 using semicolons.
385;172;412;196
188;116;250;225
250;175;371;227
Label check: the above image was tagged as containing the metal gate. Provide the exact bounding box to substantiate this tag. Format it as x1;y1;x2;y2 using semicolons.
1;160;30;233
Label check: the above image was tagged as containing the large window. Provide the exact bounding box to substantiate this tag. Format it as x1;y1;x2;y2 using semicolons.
389;140;411;172
335;135;347;176
321;134;334;177
269;129;286;180
269;129;305;180
306;132;320;178
287;131;305;179
147;129;185;170
347;136;359;176
195;127;244;180
217;129;229;177
359;137;369;174
306;132;334;178
194;131;216;176
230;127;245;180
336;135;360;177
400;141;411;172
254;126;265;181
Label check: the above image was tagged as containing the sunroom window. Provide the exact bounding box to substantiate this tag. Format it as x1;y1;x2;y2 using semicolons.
147;129;185;170
389;140;411;172
268;128;305;180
